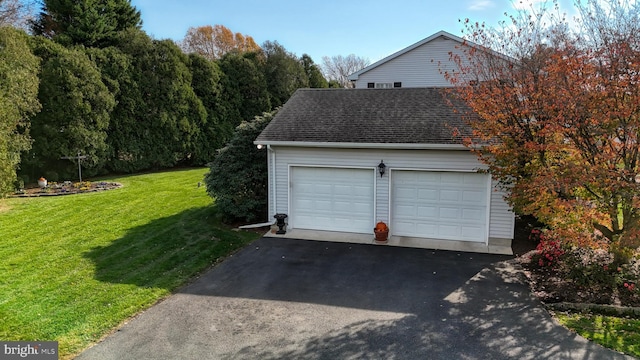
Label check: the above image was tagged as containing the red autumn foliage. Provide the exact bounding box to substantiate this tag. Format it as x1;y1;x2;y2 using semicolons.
445;0;640;249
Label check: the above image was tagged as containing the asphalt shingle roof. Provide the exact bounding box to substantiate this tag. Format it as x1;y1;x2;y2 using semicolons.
255;87;477;145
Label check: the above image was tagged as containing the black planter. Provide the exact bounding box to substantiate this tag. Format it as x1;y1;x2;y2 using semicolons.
274;213;288;234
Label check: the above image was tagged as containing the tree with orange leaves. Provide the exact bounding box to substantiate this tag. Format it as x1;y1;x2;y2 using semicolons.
446;0;640;249
181;24;260;60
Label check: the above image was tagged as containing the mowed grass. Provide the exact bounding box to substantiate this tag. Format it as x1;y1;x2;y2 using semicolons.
556;312;640;358
0;168;261;358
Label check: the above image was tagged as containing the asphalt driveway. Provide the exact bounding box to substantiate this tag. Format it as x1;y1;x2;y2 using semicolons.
77;237;632;359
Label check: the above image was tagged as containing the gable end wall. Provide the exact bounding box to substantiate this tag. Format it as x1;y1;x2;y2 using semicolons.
354;37;466;88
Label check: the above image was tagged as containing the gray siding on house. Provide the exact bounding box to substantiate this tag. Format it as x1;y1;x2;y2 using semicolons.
267;146;514;241
353;37;466;89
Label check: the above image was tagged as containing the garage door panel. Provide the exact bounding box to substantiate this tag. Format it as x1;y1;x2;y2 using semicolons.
315;200;332;211
441;173;464;183
462;226;484;238
416;223;437;236
353;186;373;196
462;208;484;221
462;190;485;202
439;207;460;220
291;167;374;234
418;172;439;183
463;174;487;185
392;171;488;242
334;185;352;195
294;198;313;207
297;184;316;194
417;205;438;217
353;202;371;213
439;224;461;237
440;190;461;201
418;189;438;200
333;200;352;211
396;187;415;198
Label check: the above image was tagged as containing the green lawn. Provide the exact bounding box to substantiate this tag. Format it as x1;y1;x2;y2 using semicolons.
0;168;261;358
556;312;640;358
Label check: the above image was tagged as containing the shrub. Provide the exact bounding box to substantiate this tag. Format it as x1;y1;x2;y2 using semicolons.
563;247;615;288
618;249;640;296
529;230;565;268
204;110;276;223
44;171;59;183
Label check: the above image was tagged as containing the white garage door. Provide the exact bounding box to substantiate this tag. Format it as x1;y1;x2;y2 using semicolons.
291;167;374;234
392;171;489;242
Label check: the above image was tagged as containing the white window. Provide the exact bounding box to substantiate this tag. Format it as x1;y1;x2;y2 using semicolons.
375;83;393;89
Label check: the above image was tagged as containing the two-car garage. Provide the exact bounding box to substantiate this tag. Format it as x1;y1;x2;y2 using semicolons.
289;166;490;244
255;88;514;252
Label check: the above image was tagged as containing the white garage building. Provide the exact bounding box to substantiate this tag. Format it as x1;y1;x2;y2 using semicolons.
254;87;514;254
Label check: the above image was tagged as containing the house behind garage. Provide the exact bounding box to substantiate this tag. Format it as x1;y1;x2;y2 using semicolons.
254;31;514;254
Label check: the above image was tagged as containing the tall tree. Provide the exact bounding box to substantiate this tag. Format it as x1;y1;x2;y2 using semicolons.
187;52;227;165
261;40;308;108
218;51;271;127
31;0;142;48
0;27;40;194
301;54;328;88
446;0;640;248
321;54;369;88
107;30;207;172
181;24;260;61
24;37;115;180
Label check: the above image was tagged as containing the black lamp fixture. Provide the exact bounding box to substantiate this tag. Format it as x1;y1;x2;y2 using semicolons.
378;160;386;177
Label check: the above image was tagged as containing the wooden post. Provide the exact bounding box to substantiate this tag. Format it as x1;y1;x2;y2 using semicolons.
61;152;88;182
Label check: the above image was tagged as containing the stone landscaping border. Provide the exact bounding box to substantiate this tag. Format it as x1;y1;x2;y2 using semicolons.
10;182;123;198
545;302;640;317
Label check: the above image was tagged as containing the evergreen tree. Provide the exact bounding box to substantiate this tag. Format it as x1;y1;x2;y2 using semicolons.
188;53;228;165
301;54;328;88
0;27;40;194
107;30;206;172
218;51;270;127
31;0;141;48
204;111;276;222
261;41;308;107
24;37;115;180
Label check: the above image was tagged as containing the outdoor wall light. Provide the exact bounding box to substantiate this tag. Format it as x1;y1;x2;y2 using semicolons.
257;144;264;149
378;160;386;177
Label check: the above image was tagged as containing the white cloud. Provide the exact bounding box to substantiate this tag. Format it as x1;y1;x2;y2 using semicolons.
468;0;496;11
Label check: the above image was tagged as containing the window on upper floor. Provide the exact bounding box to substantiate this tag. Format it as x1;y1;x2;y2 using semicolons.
366;82;399;89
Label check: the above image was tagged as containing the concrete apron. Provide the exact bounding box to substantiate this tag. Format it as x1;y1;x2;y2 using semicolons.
264;228;513;255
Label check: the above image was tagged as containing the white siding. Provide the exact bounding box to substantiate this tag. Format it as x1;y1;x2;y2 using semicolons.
354;37;466;89
267;146;514;240
489;179;515;239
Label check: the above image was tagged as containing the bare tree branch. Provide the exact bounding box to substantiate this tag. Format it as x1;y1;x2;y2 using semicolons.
0;0;36;30
321;54;370;88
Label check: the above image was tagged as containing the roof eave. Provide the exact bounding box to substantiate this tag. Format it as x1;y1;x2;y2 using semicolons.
253;140;470;150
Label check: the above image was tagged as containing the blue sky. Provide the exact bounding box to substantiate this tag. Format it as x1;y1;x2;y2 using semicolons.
130;0;577;64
